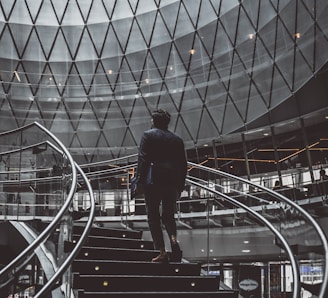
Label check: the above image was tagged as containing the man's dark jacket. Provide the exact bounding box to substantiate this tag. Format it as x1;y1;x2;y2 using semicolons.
137;127;187;191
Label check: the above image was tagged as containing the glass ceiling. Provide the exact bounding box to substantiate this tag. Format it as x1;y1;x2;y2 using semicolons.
0;0;327;163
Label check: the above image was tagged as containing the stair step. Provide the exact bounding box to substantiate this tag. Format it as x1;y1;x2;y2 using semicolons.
72;260;201;276
76;246;159;262
78;290;238;297
74;274;220;292
71;234;154;250
73;225;142;239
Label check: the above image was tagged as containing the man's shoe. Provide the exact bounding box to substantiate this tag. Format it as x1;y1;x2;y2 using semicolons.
152;252;169;263
170;243;182;262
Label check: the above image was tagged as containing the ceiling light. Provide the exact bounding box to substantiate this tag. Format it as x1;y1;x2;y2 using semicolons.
243;240;249;244
295;33;301;39
189;49;196;55
145;78;150;84
14;71;21;82
263;133;269;136
248;33;255;39
108;69;113;75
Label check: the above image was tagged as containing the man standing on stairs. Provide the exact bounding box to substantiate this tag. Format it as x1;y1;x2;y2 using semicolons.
135;108;187;263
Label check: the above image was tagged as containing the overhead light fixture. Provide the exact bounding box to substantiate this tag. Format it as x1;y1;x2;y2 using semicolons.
248;33;255;39
295;32;301;39
13;71;21;82
189;49;196;55
108;69;113;75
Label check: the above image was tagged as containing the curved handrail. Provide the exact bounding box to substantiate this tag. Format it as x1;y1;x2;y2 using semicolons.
0;122;77;279
34;162;95;298
186;177;300;296
187;161;328;298
0;122;95;297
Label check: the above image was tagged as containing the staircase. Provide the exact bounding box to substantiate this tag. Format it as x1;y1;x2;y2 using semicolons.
68;224;238;298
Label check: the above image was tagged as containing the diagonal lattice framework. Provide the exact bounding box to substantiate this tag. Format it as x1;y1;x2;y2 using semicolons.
0;0;327;163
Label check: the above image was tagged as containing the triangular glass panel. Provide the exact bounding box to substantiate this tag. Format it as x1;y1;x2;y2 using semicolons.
21;100;44;126
0;0;15;20
314;29;328;71
240;0;260;28
150;13;172;48
150;43;171;77
157;91;178;112
102;0;116;18
293;50;314;91
63;97;86;130
89;63;111;96
219;6;239;45
88;22;109;56
258;0;277;29
21;29;45;63
126;21;147;54
159;1;180;37
8;23;33;57
115;58;138;96
121;128;138;149
278;1;297;35
139;52;163;91
10;1;32;24
75;60;98;92
135;10;157;46
35;25;59;58
61;0;84;26
206;93;226;132
50;0;67;22
49;30;71;62
270;66;292;108
65;64;87;95
10;99;34;127
246;83;269;124
0;98;18;131
38;99;60;130
61;25;85;58
0;58;18;93
183;0;201;28
111;17;134;51
76;0;93;22
198;107;221;141
25;0;43;23
89;98;111;127
221;96;245;134
174;113;195;147
219;0;239;16
48;61;71;94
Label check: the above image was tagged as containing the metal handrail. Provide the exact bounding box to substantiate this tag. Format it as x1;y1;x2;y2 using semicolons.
185;177;300;297
187;161;328;298
0;122;95;297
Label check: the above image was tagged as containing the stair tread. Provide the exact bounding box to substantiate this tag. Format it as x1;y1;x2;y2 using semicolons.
79;291;238;298
72;259;201;275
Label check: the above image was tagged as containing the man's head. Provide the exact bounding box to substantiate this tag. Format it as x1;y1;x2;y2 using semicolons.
151;109;171;129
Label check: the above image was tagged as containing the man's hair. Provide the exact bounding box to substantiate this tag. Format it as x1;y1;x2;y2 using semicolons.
152;109;171;129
